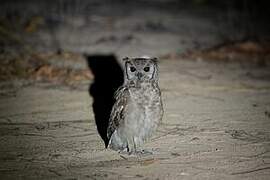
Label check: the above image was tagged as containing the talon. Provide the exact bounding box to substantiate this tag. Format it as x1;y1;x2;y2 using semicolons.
137;149;153;155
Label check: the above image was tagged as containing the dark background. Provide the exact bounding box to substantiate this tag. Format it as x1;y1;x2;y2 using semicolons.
1;0;270;53
1;0;270;83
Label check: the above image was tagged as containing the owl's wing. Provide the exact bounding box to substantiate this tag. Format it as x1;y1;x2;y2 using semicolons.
107;86;129;141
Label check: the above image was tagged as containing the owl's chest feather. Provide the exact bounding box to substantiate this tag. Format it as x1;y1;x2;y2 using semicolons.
127;83;162;123
124;83;162;139
129;83;160;107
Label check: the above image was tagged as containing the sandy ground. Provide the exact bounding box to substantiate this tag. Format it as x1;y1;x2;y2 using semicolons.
0;58;270;180
1;1;270;179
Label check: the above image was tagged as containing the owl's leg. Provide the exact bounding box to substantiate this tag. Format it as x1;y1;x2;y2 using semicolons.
125;136;136;155
133;137;153;156
109;130;127;151
133;137;153;155
124;136;152;156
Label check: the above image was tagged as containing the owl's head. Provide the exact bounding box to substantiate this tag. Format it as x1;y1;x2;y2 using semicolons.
123;57;158;84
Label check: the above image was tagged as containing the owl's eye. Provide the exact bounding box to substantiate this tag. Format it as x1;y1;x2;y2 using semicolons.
130;66;136;72
143;67;150;72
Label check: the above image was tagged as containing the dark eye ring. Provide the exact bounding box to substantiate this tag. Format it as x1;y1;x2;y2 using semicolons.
144;67;150;72
130;66;136;72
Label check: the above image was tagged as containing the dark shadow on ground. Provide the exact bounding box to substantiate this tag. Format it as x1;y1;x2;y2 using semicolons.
85;54;124;147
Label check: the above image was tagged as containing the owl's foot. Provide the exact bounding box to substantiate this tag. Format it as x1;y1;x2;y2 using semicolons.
118;149;138;159
135;149;153;156
117;146;153;157
118;148;130;155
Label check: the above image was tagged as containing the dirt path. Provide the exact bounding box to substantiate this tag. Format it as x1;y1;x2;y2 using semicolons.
0;59;270;179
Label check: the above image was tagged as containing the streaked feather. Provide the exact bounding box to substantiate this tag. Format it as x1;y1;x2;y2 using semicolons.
107;86;129;141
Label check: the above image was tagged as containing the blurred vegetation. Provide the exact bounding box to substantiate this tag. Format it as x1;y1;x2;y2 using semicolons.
0;0;269;83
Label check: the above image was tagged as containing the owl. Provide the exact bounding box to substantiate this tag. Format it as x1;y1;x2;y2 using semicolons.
107;57;163;155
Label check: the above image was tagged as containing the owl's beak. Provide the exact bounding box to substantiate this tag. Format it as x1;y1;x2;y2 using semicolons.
136;72;143;80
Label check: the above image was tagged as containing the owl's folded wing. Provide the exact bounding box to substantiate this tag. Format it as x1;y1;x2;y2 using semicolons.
107;86;129;141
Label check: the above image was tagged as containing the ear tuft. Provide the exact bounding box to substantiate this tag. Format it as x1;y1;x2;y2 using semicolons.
151;57;158;63
122;57;129;61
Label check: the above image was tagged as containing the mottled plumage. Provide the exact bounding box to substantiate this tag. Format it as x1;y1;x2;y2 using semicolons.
107;57;163;154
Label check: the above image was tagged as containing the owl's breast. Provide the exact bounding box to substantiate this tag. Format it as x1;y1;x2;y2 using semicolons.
126;83;163;139
130;86;160;108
